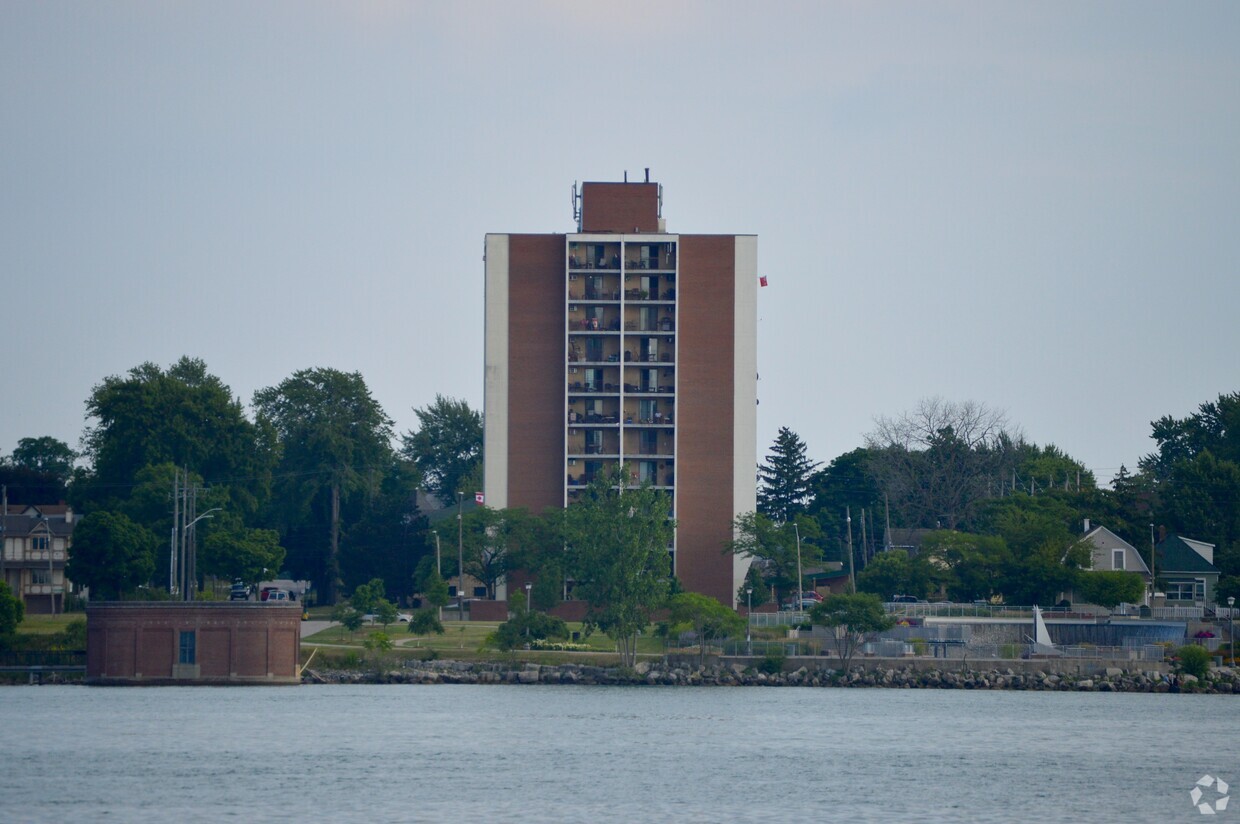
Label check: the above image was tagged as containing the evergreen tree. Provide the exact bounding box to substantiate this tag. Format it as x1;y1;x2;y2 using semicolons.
757;427;820;523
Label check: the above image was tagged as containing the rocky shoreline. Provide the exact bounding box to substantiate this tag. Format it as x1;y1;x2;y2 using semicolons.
306;659;1240;694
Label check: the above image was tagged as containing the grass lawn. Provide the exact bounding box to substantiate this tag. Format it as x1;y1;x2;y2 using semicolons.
15;612;86;635
303;617;670;665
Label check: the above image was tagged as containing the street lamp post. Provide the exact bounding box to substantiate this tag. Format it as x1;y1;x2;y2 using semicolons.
745;585;753;656
1229;596;1236;665
181;508;221;601
525;582;533;642
457;492;465;622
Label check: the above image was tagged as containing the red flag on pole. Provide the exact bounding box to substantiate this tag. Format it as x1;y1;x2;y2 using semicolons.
759;276;768;287
475;491;485;504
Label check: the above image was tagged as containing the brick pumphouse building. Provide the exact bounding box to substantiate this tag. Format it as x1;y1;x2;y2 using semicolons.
86;602;301;685
483;176;757;606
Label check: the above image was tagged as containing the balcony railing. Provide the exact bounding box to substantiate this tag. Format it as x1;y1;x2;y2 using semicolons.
8;550;67;563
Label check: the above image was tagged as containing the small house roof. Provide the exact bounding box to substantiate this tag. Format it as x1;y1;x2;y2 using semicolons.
1156;535;1219;575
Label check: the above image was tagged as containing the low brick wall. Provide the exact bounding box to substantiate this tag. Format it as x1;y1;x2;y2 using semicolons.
468;600;510;622
86;602;301;685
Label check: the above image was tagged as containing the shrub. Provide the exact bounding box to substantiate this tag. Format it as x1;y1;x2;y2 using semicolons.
491;611;569;651
757;653;785;675
363;632;393;653
1177;644;1212;679
408;610;445;636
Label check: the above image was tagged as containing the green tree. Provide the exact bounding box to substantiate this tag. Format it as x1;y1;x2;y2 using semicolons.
416;561;451;613
757;427;820;523
666;592;745;664
253;368;394;603
563;466;674;667
809;592;895;669
350;578;386;615
489;609;570;651
332;603;364;638
1163;451;1240;552
1075;571;1146;609
374;598;399;629
337;457;430;604
726;512;820;605
0;581;25;640
401;395;482;502
805;447;885;563
1142;391;1240;481
66;511;157;599
200;522;285;590
737;563;770;608
856;549;934;601
408;609;445;636
919;530;1011;603
76;357;275;519
9;436;77;481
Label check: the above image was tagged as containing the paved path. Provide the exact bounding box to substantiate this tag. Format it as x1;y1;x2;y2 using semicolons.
301;620;335;639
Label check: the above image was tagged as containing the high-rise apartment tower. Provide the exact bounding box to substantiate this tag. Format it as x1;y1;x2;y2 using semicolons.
484;178;756;605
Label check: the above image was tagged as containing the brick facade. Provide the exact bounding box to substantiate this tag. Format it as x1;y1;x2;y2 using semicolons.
86;602;302;685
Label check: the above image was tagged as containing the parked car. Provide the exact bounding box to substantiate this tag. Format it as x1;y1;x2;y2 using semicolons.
361;613;412;624
229;580;250;601
262;588;290;602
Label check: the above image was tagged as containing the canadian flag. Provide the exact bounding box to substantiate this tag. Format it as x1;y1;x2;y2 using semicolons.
475;491;485;504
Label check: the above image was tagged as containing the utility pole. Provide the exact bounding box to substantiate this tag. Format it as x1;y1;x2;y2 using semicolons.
1149;524;1157;605
1;485;7;586
170;469;180;595
884;493;891;553
846;506;855;594
434;531;443;621
859;509;868;567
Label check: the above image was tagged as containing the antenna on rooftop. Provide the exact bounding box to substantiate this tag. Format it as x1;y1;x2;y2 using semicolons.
571;182;581;231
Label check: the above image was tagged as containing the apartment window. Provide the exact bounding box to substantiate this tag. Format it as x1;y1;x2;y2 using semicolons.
179;631;196;665
32;570;50;585
1112;550;1125;571
32;536;49;551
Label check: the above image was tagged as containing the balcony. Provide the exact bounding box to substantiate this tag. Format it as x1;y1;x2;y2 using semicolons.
9;550;67;564
570;318;621;332
568;412;619;425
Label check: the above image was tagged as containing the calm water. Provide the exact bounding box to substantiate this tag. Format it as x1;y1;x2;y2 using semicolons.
3;685;1238;823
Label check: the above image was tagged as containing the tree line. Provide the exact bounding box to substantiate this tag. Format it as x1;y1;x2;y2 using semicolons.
737;393;1240;607
0;357;482;606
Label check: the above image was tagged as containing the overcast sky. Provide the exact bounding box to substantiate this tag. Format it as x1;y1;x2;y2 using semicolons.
3;2;1238;486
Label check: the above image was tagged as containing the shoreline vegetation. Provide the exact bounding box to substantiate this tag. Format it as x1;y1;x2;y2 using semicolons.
305;658;1240;694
